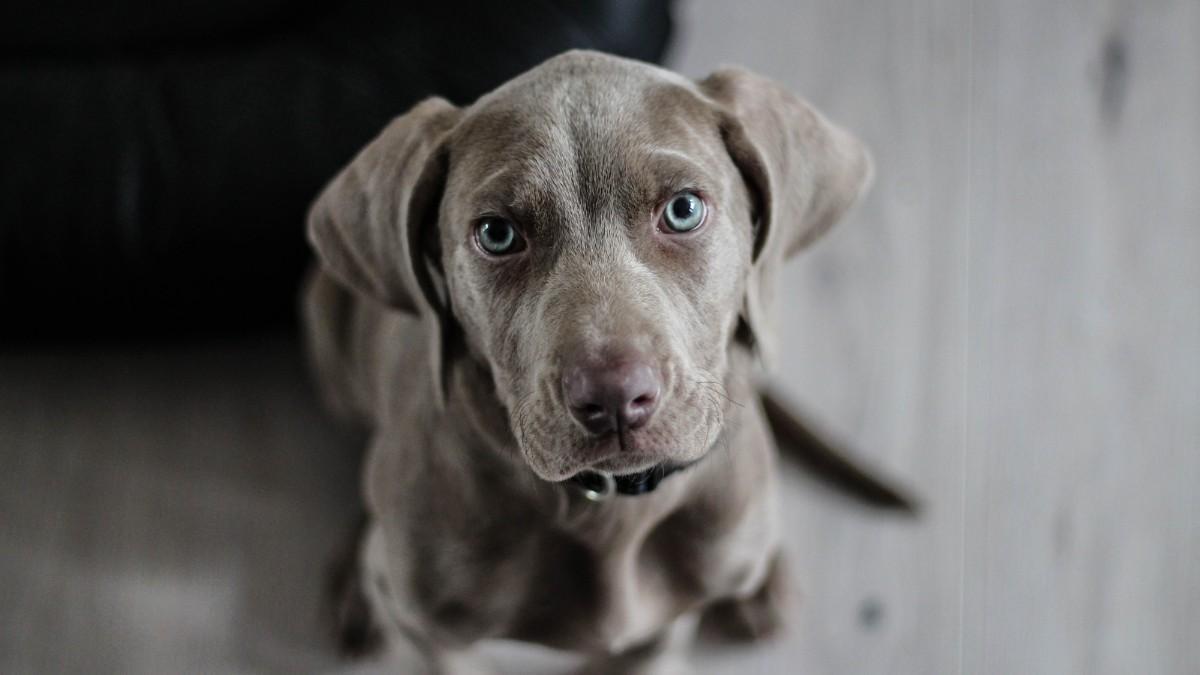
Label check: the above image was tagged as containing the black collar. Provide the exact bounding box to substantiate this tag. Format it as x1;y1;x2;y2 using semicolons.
567;459;700;500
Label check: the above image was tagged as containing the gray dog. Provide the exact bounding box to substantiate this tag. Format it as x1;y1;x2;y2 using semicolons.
303;50;872;673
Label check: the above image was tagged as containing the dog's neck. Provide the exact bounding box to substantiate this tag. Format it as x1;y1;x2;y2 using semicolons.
567;459;705;500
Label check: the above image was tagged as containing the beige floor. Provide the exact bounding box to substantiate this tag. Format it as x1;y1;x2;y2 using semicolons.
3;1;1198;673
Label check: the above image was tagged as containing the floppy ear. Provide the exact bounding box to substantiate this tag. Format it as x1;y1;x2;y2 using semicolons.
306;97;461;402
699;67;873;364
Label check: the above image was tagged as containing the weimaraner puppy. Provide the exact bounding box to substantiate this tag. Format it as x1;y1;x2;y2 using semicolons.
303;50;873;673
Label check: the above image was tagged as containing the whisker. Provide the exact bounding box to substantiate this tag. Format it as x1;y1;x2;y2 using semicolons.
688;372;744;410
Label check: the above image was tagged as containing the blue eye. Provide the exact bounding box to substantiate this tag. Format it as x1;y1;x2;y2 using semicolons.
662;191;706;232
475;218;524;255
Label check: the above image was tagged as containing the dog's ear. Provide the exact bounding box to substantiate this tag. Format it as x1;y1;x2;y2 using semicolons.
307;97;459;311
699;68;873;363
307;97;461;402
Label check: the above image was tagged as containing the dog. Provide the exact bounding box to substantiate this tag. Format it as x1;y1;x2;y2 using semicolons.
303;50;873;673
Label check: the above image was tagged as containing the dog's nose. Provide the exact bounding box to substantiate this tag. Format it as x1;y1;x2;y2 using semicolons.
562;357;661;435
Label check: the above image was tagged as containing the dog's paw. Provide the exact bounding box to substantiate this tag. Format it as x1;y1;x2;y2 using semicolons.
325;515;384;658
573;655;693;675
698;553;790;643
332;572;384;658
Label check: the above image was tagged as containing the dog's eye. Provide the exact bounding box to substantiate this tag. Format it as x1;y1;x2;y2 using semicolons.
475;217;525;256
661;191;706;233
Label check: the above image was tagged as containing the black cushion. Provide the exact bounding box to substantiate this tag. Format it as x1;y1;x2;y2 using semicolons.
0;0;673;339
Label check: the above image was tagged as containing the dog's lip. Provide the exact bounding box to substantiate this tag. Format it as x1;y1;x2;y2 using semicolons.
590;454;667;475
521;408;721;481
580;431;670;474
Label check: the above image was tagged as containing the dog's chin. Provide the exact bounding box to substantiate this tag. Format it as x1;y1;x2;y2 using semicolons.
518;427;716;483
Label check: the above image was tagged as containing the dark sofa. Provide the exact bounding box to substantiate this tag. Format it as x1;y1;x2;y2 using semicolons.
1;0;672;339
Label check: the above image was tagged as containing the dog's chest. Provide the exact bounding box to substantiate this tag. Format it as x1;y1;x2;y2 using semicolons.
499;491;775;653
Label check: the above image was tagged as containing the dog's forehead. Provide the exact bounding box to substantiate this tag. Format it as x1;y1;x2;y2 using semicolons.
459;53;708;148
445;52;720;218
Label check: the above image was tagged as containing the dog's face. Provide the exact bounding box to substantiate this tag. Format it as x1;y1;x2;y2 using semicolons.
437;66;753;481
307;51;871;482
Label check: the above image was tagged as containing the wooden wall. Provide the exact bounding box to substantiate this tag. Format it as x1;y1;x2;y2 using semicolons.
673;1;1199;673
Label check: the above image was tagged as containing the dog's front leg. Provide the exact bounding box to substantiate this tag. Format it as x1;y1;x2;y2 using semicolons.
698;548;791;643
574;612;699;675
355;522;493;674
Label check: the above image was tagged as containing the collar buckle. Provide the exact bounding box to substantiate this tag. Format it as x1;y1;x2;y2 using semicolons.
574;470;617;502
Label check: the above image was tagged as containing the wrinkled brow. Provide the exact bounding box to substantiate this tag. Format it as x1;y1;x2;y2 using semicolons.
639;149;715;192
457;142;719;234
462;169;571;229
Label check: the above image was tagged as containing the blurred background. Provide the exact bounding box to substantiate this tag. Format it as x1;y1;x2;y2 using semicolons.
2;1;1197;673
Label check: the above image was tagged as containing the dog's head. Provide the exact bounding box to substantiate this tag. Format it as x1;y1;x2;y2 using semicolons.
307;51;871;482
